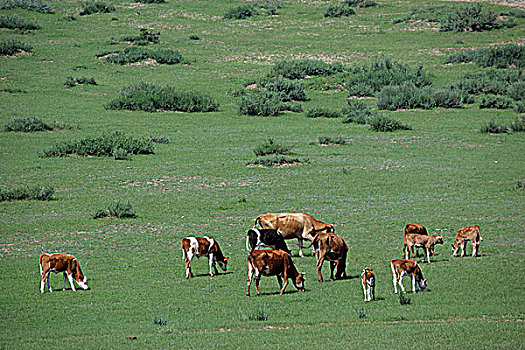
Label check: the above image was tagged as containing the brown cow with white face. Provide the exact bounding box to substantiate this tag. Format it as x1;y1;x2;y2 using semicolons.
309;232;348;282
391;259;427;294
40;253;89;293
254;212;334;257
451;225;483;257
403;234;443;263
181;236;229;278
246;250;305;296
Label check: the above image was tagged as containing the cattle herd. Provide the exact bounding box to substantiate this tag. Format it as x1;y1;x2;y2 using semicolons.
39;212;483;301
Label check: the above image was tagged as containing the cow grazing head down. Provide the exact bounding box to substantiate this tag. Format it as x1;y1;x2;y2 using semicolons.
39;253;89;293
293;273;306;292
217;256;229;272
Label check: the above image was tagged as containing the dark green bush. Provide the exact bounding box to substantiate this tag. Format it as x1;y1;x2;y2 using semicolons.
65;76;97;87
368;114;412;132
134;0;165;3
376;83;463;110
79;1;115;16
149;134;170;144
510;116;525;132
92;200;137;219
120;29;160;45
477;94;513;109
507;82;525;101
324;4;355;18
341;99;376;124
104;47;182;65
105;82;219;113
515;102;525;114
258;77;307;101
223;5;256;19
318;136;346;145
305;107;342;119
153;48;183;64
40;131;155;158
253;138;292;156
255;0;281;15
0;13;40;30
439;4;498;32
4;116;53;132
0;185;55;201
445;44;524;69
189;34;200;40
269;59;344;80
0;39;32;55
449;69;524;97
249;155;307;167
343;0;377;7
480;120;509;134
235;92;283;116
0;0;54;13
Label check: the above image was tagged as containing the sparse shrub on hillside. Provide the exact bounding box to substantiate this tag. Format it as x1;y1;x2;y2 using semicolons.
0;39;32;55
79;1;115;16
449;69;524;97
257;77;307;101
92;200;137;219
439;4;498;32
189;34;200;40
305;107;341;119
318;136;346;145
119;29;160;45
253;138;292;156
256;0;281;16
268;59;344;80
324;4;355;18
103;47;182;65
510;116;525;132
0;0;54;13
4;116;52;132
149;134;170;144
223;4;256;19
341;99;376;124
235;92;283;116
514;102;525;114
134;0;165;3
153;48;183;64
477;94;513;109
105;82;219;113
376;83;463;110
0;185;55;202
507;82;525;101
368;114;412;132
343;0;378;7
0;13;40;30
480;120;509;134
249;155;307;167
40;131;155;158
445;44;524;69
65;76;97;87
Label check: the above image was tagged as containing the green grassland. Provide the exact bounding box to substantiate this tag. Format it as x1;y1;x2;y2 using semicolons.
0;0;524;348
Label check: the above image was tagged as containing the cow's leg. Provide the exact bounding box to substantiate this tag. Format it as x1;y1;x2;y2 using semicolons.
276;275;283;290
398;272;406;293
425;247;430;263
461;240;467;257
185;257;193;279
279;277;288;295
392;273;398;294
411;273;417;293
208;253;215;277
41;268;49;293
363;283;368;301
62;272;67;291
298;238;304;258
255;275;262;297
473;240;480;257
317;257;325;282
372;285;375;301
330;261;336;280
67;273;76;292
246;265;254;297
46;272;52;293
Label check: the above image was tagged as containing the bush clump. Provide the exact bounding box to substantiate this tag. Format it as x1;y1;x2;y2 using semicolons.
0;39;32;55
102;47;182;65
480;120;509;134
269;59;345;80
65;76;97;87
343;0;378;7
0;185;55;201
439;4;498;32
223;4;256;19
235;92;283;116
0;13;40;30
79;1;115;16
253;138;292;156
117;29;160;46
92;200;137;219
341;99;376;124
368;114;412;132
249;155;307;167
318;136;346;145
134;0;165;3
257;77;307;101
149;134;170;143
0;0;54;13
446;44;524;69
477;94;514;109
376;83;463;110
105;82;218;113
510;116;525;132
449;69;524;98
40;131;155;158
305;107;342;119
4;116;52;132
324;4;355;18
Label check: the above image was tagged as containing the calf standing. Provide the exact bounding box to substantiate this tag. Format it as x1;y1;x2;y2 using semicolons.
403;224;430;258
246;250;305;296
246;228;290;254
310;232;348;282
40;253;89;293
451;225;483;257
403;234;443;263
390;259;427;294
181;236;229;278
361;268;375;302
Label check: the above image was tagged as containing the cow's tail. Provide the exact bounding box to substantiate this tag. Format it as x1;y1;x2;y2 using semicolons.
305;231;322;249
39;254;48;276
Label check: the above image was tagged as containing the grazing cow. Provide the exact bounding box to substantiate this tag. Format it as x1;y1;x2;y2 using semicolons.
451;225;483;257
309;232;348;282
403;234;443;263
390;259;427;294
181;236;230;279
246;250;305;297
253;212;334;257
245;228;290;254
361;268;375;302
39;253;89;293
403;224;430;258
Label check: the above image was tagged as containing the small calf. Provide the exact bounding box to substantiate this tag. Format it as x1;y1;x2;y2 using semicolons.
40;253;89;293
391;259;427;294
361;268;375;302
403;224;431;258
452;225;483;257
246;228;290;254
181;236;230;278
310;232;348;282
403;234;443;263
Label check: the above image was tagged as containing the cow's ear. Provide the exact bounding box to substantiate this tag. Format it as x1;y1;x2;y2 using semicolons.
224;257;230;261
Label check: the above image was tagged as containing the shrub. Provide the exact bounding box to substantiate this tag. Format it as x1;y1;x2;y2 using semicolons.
0;13;40;30
255;0;281;16
105;82;219;113
514;101;525;114
341;100;376;124
0;185;55;201
153;48;182;64
4;116;53;132
343;0;378;7
445;44;524;69
223;5;256;20
0;0;54;13
92;200;137;219
510;116;525;132
477;94;513;109
439;4;498;32
0;39;32;55
305;107;341;119
398;293;411;305
268;59;344;80
318;136;346;145
480;120;509;134
253;138;292;156
79;1;115;16
324;4;355;18
368;114;412;132
356;308;367;319
249;155;307;167
189;34;200;40
120;29;160;45
135;0;165;3
153;316;168;326
449;69;524;97
507;82;525;101
149;134;170;143
258;77;306;101
40;131;155;158
104;47;182;65
65;76;97;87
235;92;282;116
376;83;463;110
113;147;131;160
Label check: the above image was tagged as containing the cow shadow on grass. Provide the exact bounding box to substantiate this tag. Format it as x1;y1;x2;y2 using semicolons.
257;289;304;296
190;271;234;278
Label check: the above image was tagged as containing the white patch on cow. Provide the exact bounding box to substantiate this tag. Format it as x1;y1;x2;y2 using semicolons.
203;236;214;253
77;276;89;290
295;281;304;289
186;237;199;260
67;273;76;292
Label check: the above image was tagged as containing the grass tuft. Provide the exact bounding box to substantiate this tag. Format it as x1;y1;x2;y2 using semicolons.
0;185;55;202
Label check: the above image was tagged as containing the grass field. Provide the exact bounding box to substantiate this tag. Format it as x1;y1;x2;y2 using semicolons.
0;0;524;348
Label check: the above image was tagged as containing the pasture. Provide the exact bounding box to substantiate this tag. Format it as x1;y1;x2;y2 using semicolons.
0;0;524;348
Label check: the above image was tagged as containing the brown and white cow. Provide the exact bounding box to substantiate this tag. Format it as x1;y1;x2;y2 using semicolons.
451;225;483;257
246;249;305;297
403;224;430;258
403;234;443;263
181;236;230;279
40;253;89;293
253;212;334;257
390;259;427;294
361;268;375;302
309;232;348;282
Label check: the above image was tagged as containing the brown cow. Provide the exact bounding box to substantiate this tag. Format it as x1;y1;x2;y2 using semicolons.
403;224;430;258
181;236;230;278
361;268;375;302
451;225;483;257
309;232;348;282
254;212;334;257
40;253;89;293
391;259;427;294
403;234;443;263
246;250;305;296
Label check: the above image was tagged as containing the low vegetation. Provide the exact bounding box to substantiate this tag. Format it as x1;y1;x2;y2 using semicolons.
367;114;412;132
439;4;499;32
477;94;514;110
0;0;54;13
376;83;463;110
343;0;378;8
0;39;32;55
324;4;355;18
480;120;509;134
223;4;256;20
91;200;137;219
341;100;376;124
445;44;524;69
510;116;525;132
109;29;160;46
305;107;342;119
79;1;115;16
4;116;52;132
268;59;344;80
0;13;40;30
0;185;55;202
253;138;292;156
248;155;307;167
100;47;183;65
65;76;97;87
317;136;346;145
